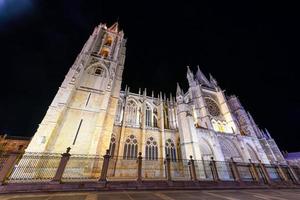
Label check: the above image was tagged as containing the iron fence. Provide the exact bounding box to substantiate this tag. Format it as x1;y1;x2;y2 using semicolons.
8;152;61;183
107;156;138;180
170;159;191;180
215;161;234;181
0;151;299;184
194;160;213;180
142;158;166;180
265;164;281;182
236;162;254;181
62;154;103;181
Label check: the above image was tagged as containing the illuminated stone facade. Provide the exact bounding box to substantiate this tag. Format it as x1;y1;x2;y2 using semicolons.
26;22;285;165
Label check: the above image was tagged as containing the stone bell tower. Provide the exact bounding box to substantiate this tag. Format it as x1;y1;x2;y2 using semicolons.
26;22;126;156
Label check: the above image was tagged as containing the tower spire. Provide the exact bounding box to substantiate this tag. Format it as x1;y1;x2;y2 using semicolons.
176;82;183;96
108;22;119;32
196;65;211;86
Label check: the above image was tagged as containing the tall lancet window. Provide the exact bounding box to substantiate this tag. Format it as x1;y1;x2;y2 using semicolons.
115;100;123;124
165;139;177;162
123;135;138;160
153;108;158;128
109;134;116;157
145;104;152;127
125;100;138;126
164;107;170;129
145;137;158;160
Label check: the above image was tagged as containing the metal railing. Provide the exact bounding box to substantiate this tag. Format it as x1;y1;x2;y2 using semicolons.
8;152;61;183
62;154;103;181
0;150;299;185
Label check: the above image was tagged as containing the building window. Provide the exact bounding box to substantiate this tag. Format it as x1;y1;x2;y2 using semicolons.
125;100;138;126
109;135;116;157
123;135;138;160
165;139;177;162
145;137;158;160
99;48;110;58
153;108;158;128
164;107;169;129
104;35;113;46
115;100;123;123
94;67;104;76
145;104;152;127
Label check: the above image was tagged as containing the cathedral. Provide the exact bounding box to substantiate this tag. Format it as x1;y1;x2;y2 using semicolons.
25;22;286;166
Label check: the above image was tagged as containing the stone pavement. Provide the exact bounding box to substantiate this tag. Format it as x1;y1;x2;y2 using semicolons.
1;189;300;200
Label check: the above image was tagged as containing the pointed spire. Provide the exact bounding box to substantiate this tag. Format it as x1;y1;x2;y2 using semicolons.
143;88;147;97
138;88;141;96
170;93;173;102
196;65;211;86
152;91;154;99
125;85;128;95
187;66;193;76
159;92;163;103
265;129;272;139
209;73;218;87
176;82;182;96
108;22;119;32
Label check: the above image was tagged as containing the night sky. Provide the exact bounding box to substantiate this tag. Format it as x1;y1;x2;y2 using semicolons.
0;1;299;152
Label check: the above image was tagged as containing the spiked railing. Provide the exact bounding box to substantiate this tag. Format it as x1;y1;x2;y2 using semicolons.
0;151;299;185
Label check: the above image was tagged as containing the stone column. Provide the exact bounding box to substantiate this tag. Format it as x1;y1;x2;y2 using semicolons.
258;160;271;184
165;154;171;181
51;147;71;183
210;157;219;182
99;149;111;182
230;157;241;182
249;159;260;182
189;155;197;181
0;152;20;185
137;152;142;182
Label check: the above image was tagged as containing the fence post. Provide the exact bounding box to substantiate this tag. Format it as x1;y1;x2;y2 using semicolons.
189;155;197;181
165;154;171;181
258;160;271;184
99;149;111;182
137;152;142;182
230;157;241;182
51;147;71;183
249;159;260;183
210;157;219;182
276;163;288;182
0;152;20;185
287;165;299;184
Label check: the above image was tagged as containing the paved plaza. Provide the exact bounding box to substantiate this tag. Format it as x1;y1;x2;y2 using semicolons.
1;189;300;200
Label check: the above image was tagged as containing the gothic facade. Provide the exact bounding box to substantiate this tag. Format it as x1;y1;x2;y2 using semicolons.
26;22;286;165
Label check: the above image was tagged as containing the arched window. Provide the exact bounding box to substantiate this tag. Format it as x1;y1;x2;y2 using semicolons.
153;108;158;128
145;137;158;160
164;107;169;129
109;135;116;157
165;139;177;162
115;100;123;123
99;48;110;58
104;35;113;46
125;100;138;126
145;104;152;127
219;138;243;162
123;135;138;160
94;67;104;76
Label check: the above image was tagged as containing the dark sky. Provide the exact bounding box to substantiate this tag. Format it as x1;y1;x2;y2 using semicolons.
0;1;299;152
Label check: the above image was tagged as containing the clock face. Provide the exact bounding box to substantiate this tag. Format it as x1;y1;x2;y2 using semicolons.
205;98;221;117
